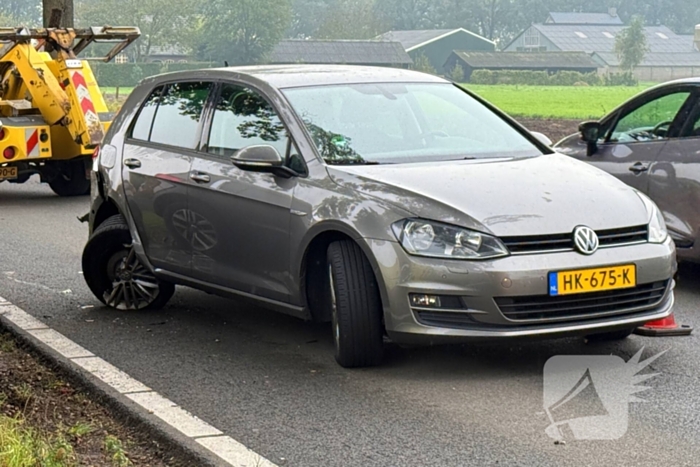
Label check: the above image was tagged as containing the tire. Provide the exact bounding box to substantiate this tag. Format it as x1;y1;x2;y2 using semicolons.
327;240;384;368
585;328;635;342
82;214;174;310
48;159;90;197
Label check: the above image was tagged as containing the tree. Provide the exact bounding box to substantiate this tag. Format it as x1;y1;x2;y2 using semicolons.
614;16;648;71
449;63;465;82
316;0;386;39
288;0;335;38
412;52;437;74
43;0;73;27
77;0;194;62
0;1;41;26
197;0;292;65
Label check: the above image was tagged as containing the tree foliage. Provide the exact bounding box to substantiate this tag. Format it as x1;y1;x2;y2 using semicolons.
316;0;386;39
196;0;292;65
412;52;437;74
615;16;649;71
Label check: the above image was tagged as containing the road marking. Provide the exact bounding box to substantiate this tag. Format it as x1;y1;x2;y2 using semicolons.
72;356;151;394
0;299;279;467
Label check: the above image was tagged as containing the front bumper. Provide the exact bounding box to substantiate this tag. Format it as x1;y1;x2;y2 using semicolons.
367;237;676;345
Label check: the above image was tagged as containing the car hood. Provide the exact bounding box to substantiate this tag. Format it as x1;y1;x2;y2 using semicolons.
327;154;649;237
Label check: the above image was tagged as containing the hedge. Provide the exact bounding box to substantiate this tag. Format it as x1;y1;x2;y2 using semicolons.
90;62;216;87
469;69;638;86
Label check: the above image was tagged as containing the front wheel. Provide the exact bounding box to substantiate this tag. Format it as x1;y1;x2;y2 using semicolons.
47;159;90;196
82;215;174;310
327;240;384;368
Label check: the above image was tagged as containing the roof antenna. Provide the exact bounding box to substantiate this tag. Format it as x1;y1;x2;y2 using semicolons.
224;60;229;67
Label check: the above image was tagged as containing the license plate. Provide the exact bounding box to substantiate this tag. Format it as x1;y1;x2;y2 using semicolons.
549;264;636;296
0;166;18;181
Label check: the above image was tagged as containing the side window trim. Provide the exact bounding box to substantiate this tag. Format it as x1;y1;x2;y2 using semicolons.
677;90;700;138
604;87;693;143
127;85;165;141
202;80;308;175
126;80;214;151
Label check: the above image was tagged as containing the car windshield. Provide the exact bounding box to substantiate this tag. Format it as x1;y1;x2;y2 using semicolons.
282;82;542;164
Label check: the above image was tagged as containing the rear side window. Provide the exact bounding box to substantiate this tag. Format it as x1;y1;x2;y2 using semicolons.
130;82;212;150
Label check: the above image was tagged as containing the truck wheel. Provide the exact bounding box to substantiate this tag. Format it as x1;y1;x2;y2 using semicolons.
48;159;90;196
585;328;635;342
327;240;384;368
82;215;174;310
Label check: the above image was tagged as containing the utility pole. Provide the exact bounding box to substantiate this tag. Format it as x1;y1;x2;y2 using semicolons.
42;0;74;28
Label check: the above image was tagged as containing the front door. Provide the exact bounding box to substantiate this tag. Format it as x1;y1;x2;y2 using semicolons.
588;89;695;194
647;91;700;249
187;82;297;302
121;81;213;275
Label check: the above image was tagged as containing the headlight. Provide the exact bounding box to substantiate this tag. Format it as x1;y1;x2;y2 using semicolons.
392;219;509;259
638;192;667;243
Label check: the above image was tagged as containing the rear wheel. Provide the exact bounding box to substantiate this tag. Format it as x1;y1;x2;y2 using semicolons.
585;328;635;342
48;159;90;196
82;215;174;310
327;240;384;368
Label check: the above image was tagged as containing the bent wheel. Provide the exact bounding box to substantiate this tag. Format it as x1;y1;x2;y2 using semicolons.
82;215;174;310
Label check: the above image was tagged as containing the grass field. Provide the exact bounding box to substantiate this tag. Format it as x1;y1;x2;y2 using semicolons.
99;84;656;120
465;84;653;119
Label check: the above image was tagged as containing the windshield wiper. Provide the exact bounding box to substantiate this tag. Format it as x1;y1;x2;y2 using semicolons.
326;159;381;166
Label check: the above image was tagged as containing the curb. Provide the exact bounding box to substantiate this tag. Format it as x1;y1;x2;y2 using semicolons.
0;300;271;467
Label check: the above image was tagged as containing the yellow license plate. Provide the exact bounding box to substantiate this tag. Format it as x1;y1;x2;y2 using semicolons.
0;166;18;181
549;264;636;296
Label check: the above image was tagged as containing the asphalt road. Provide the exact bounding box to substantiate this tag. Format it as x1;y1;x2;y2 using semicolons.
2;178;700;467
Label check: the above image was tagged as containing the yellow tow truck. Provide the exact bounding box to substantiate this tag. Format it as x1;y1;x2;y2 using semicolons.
0;27;139;196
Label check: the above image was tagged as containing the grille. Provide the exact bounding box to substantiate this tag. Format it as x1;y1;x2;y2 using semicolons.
495;280;669;323
502;225;648;254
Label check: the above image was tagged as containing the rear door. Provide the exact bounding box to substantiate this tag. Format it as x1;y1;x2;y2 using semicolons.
588;88;695;194
647;89;700;249
121;81;213;276
186;82;300;302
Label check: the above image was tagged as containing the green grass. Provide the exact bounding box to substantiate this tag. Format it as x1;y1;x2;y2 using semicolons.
465;84;654;119
0;416;75;467
100;87;134;96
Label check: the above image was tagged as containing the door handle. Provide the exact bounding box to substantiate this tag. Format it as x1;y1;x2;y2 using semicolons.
123;158;141;169
190;172;211;183
628;162;649;174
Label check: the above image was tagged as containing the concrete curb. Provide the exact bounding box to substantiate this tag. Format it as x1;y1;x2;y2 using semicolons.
0;301;262;467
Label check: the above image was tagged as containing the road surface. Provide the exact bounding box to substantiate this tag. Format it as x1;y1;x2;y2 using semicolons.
1;178;699;466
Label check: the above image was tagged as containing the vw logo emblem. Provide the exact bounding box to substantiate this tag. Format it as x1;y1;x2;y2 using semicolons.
573;226;599;255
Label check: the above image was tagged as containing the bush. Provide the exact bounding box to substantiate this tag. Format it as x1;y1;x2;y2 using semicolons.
412;52;437;75
90;62;216;87
603;71;638;86
469;69;603;86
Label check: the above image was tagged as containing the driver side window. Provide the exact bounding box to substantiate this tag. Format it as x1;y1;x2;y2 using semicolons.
609;92;691;143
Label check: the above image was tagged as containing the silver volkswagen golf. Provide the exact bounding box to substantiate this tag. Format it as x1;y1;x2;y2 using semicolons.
83;65;675;367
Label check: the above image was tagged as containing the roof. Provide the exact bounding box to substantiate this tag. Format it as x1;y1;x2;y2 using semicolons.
451;51;599;69
593;52;700;67
546;12;623;25
530;24;695;54
168;65;447;89
377;28;495;51
149;45;188;56
268;40;413;65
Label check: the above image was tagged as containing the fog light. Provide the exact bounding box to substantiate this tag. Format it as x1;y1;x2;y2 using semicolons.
410;294;442;308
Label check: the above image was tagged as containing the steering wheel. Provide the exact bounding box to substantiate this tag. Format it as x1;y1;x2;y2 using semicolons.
652;120;673;137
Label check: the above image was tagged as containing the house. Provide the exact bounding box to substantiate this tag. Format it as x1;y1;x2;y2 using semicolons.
146;45;190;64
445;51;599;80
504;24;693;54
505;20;700;80
377;29;495;73
268;40;413;68
592;52;700;81
545;10;623;25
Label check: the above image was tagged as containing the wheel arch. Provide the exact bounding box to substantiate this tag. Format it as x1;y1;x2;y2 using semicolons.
93;196;122;232
298;221;390;323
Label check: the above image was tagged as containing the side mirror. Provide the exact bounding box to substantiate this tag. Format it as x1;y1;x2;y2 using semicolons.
530;131;552;147
579;121;601;156
231;145;295;178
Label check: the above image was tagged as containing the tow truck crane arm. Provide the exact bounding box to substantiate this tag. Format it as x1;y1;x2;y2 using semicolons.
0;27;140;147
